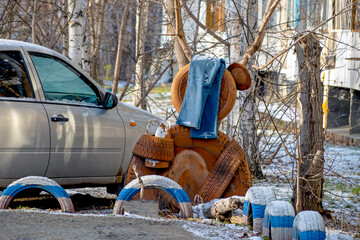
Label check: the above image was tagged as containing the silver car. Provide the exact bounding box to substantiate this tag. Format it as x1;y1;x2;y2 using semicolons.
0;39;159;193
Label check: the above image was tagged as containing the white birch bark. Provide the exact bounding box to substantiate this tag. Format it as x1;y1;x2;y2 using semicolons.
68;0;83;67
229;0;260;176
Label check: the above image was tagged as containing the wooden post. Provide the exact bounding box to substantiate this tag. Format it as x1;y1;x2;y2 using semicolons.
294;34;324;213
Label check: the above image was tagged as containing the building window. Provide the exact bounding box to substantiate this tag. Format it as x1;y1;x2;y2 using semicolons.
206;0;225;32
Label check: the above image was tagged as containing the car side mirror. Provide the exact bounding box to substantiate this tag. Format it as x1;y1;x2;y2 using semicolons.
103;92;118;109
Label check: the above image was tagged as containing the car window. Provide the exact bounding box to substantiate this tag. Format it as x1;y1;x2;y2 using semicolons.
29;52;101;106
0;51;34;99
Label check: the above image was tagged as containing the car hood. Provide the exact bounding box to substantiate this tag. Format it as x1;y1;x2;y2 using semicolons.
116;101;162;133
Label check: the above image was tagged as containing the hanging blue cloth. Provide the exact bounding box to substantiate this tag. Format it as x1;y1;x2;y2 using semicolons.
176;55;226;139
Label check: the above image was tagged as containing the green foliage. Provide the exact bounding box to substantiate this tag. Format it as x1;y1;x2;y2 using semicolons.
104;64;113;80
352;186;360;196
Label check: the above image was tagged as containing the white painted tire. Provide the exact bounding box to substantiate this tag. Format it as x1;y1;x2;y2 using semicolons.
292;211;326;240
262;200;295;240
113;175;193;218
0;176;74;213
243;187;276;233
326;234;354;240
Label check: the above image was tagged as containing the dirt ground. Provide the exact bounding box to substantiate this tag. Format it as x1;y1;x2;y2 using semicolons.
0;188;355;239
0;190;258;240
0;211;206;240
0;190;205;240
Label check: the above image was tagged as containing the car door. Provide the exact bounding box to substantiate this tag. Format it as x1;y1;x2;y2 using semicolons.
28;52;125;180
0;49;50;185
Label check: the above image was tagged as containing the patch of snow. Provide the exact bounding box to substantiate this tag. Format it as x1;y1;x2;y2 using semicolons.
182;219;257;240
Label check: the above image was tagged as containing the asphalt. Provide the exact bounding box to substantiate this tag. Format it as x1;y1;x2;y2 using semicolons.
325;126;360;145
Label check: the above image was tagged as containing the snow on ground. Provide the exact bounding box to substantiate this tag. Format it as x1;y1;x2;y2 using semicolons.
256;132;359;237
257;102;297;122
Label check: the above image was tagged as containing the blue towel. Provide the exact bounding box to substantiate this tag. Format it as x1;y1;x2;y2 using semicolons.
176;55;225;139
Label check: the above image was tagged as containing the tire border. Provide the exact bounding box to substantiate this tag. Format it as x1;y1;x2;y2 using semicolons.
292;210;326;240
262;200;295;240
0;176;74;213
114;175;193;218
243;187;276;233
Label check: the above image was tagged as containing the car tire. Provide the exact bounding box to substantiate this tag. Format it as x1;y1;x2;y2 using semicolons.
262;200;295;240
170;124;230;159
0;176;74;213
166;124;251;202
113;175;192;218
197;139;248;202
243;187;276;233
292;211;326;240
171;64;237;121
132;134;174;162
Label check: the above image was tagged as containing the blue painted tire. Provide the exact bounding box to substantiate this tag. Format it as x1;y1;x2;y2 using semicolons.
243;187;276;233
0;176;74;213
113;175;193;218
263;200;295;240
292;211;326;240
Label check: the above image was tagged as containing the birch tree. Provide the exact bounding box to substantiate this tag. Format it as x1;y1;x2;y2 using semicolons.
68;0;83;66
229;0;280;177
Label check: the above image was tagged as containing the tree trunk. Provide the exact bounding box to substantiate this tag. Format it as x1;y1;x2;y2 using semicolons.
230;0;280;177
31;0;38;44
82;2;90;74
112;0;131;95
62;0;69;57
193;197;243;221
82;26;90;73
88;0;107;82
293;33;324;213
133;0;149;110
68;0;83;67
230;0;259;178
164;0;190;69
